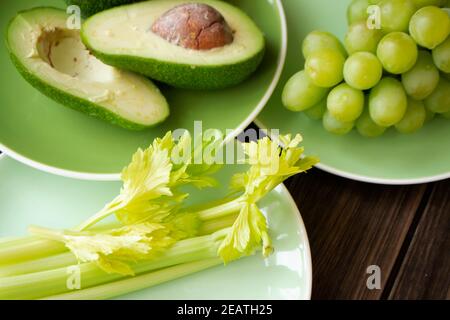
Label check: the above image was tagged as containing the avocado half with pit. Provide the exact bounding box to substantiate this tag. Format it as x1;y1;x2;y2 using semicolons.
81;0;266;90
6;7;169;130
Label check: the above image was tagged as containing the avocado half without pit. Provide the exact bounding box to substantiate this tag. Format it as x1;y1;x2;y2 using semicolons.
82;0;266;90
6;7;169;130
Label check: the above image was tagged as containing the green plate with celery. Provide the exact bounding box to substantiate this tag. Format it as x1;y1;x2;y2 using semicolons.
257;0;450;184
0;133;315;300
0;0;286;180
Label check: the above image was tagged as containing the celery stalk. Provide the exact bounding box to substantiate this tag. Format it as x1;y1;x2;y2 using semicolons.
0;230;228;300
0;223;121;266
196;199;243;220
199;213;238;235
43;258;223;300
0;216;236;278
0;235;35;247
74;195;123;232
0;199;241;267
0;252;77;277
0;239;66;266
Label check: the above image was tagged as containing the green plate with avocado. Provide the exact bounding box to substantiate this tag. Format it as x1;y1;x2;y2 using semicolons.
257;0;450;185
0;0;286;180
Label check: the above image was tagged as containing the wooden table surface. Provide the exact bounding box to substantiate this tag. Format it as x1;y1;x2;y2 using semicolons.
284;168;449;300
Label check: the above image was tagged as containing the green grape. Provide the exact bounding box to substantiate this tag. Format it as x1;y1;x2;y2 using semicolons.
327;83;365;122
379;0;417;33
282;70;329;111
424;77;450;113
305;97;327;120
305;49;345;88
369;77;408;126
368;0;382;4
347;0;370;25
377;32;418;74
356;109;387;137
344;52;383;90
412;0;447;8
402;50;440;100
409;6;450;49
425;108;436;121
302;31;347;58
323;111;355;135
395;98;427;133
345;21;384;54
432;37;450;73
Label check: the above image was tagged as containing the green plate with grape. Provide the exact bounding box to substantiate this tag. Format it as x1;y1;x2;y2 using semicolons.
257;0;450;184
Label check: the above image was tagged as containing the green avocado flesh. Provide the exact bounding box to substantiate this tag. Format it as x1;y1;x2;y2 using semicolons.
82;0;266;90
6;7;169;130
64;0;143;17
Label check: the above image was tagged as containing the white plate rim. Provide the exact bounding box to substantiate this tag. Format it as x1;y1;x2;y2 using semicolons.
255;119;450;185
0;0;288;182
0;153;312;300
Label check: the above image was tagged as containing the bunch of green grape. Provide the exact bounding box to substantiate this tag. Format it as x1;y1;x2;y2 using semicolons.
282;0;450;137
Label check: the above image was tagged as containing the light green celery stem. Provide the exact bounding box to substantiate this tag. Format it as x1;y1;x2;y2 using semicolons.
196;198;243;220
0;222;122;266
0;238;66;265
0;236;29;246
0;236;39;251
75;195;123;231
0;229;229;300
0;222;119;249
75;196;242;231
199;213;238;235
0;198;242;267
43;258;223;300
0;215;237;277
0;252;77;277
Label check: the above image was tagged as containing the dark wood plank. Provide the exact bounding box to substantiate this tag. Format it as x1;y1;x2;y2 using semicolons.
285;169;427;300
388;180;450;300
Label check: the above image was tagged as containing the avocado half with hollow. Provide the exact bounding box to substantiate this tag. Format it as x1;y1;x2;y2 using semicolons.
6;7;169;130
81;0;266;90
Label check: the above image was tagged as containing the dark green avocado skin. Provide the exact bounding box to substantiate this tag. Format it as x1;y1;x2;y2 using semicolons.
87;47;265;90
64;0;143;17
82;31;266;90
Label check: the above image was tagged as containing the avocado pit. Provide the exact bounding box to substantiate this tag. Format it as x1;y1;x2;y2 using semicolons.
151;3;234;50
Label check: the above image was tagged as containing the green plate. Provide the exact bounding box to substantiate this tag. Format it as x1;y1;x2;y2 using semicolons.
0;0;287;180
257;0;450;185
0;154;312;300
